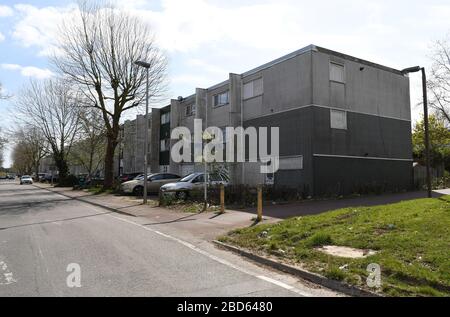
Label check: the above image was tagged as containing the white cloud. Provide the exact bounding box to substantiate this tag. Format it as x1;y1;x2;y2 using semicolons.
12;4;76;56
1;63;54;79
0;5;14;17
0;31;4;42
7;0;450;119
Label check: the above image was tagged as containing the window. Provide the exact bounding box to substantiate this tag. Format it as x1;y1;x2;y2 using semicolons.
330;62;345;83
192;174;204;183
330;109;347;130
279;156;303;170
150;174;164;181
243;78;263;99
185;104;196;117
213;91;229;107
160;139;170;152
161;112;170;125
164;174;180;179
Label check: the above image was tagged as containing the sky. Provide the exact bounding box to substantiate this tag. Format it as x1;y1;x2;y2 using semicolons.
1;0;450;167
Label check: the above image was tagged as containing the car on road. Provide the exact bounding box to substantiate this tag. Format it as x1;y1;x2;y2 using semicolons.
160;172;228;199
121;173;181;196
20;175;34;185
7;174;15;180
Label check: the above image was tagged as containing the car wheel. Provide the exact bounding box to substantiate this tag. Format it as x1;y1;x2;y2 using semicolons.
175;191;188;200
133;186;143;197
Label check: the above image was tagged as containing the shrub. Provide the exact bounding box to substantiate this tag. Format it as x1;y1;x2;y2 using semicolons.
56;175;79;187
306;232;333;247
324;267;346;281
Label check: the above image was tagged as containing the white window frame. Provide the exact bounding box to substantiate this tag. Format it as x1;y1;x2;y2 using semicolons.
330;62;345;83
213;91;229;108
330;109;347;130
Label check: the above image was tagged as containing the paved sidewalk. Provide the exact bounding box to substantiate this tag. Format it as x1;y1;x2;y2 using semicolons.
34;184;449;240
33;183;279;241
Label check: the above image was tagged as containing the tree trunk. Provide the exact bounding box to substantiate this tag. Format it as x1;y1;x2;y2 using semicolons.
53;151;68;180
103;137;118;189
35;163;40;182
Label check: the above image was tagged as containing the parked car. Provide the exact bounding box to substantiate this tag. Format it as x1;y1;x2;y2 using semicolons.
119;173;143;183
20;175;33;185
7;174;15;180
121;173;181;196
44;173;59;183
160;172;228;199
38;173;46;182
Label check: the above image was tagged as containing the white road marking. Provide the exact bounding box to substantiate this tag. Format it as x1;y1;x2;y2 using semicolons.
107;214;313;297
0;260;17;285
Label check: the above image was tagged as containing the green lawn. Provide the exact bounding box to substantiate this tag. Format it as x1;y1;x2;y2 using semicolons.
219;195;450;297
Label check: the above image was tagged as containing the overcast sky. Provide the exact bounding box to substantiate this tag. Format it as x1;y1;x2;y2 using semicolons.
1;0;450;167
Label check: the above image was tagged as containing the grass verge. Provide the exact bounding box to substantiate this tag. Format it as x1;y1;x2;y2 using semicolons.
219;195;450;297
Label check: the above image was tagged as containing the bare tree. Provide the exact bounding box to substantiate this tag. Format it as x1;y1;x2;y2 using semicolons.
11;127;49;178
69;108;106;177
12;144;32;175
0;82;12;100
16;79;81;179
428;36;450;126
0;128;7;168
52;1;167;188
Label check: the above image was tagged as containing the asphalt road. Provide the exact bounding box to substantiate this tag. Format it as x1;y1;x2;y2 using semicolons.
0;180;339;297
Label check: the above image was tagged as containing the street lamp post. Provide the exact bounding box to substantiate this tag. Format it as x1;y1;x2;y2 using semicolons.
134;60;151;204
402;66;432;198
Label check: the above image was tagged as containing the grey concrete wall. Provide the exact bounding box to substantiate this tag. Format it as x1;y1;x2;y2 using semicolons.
170;99;181;174
207;83;230;128
313;157;412;196
120;114;152;174
243;107;314;189
122;120;137;173
135;115;146;173
312;50;410;120
150;108;161;173
311;107;412;159
243;51;313;121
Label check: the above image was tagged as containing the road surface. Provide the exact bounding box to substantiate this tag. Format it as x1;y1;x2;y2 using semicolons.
0;181;338;297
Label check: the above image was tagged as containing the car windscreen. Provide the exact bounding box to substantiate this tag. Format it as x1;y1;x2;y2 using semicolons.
179;174;198;182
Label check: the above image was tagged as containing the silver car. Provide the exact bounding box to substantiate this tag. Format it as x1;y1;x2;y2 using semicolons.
160;172;228;199
120;173;181;196
20;175;33;185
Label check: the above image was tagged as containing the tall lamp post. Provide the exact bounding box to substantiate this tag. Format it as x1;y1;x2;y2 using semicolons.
135;60;150;204
401;66;432;198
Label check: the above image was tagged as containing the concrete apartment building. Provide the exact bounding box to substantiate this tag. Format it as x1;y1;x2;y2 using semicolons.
119;44;413;196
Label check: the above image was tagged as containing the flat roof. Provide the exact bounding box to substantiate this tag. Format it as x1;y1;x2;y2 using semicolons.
171;44;404;103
